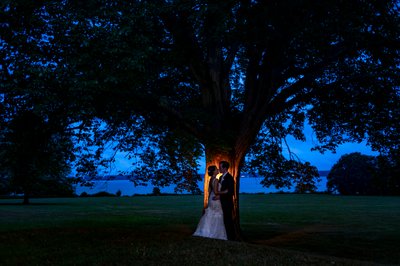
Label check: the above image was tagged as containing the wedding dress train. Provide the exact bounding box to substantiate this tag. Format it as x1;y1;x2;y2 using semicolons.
193;183;227;240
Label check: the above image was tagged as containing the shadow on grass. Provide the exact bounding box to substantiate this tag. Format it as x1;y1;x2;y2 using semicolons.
0;226;381;266
243;225;400;265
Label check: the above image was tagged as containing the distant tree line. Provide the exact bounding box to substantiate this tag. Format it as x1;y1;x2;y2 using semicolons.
327;152;400;196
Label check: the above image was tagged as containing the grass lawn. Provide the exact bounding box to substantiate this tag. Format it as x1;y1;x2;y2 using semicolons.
0;194;399;265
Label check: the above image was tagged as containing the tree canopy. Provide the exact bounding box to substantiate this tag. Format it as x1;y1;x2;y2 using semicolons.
1;0;399;232
327;152;400;195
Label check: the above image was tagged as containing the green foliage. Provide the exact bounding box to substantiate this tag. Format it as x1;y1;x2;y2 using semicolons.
1;0;399;193
375;154;400;195
27;178;75;198
327;152;400;195
128;129;203;194
0;110;74;201
328;152;376;195
152;187;161;196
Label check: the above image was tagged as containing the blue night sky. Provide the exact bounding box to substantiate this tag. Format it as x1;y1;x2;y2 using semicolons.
282;124;378;171
109;124;378;175
284;136;377;171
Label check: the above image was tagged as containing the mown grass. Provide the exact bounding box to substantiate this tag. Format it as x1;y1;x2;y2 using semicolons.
0;194;399;265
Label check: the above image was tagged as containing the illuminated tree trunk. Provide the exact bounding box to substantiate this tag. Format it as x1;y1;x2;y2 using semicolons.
203;147;245;240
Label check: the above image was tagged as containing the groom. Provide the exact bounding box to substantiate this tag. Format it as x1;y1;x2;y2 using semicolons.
219;161;235;241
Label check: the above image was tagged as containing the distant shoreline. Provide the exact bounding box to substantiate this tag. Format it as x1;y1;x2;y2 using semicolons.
80;171;330;181
74;173;329;196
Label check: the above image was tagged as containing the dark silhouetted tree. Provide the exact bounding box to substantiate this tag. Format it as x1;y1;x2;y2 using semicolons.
327;152;378;195
1;1;399;236
375;153;400;195
0;111;73;203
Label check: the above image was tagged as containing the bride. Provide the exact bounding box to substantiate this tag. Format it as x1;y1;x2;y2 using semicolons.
193;165;227;240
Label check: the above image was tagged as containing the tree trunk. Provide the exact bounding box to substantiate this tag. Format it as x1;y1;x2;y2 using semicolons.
23;192;30;205
203;147;244;240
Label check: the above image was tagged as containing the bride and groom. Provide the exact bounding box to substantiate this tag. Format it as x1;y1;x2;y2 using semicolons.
193;161;235;241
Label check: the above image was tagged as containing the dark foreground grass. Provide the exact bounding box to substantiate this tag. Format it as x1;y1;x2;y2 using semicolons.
0;194;399;265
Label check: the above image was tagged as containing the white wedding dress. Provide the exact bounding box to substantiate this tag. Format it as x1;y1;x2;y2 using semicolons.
193;180;227;240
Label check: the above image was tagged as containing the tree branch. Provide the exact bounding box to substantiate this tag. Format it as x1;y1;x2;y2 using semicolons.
262;42;350;117
159;5;208;87
156;99;205;141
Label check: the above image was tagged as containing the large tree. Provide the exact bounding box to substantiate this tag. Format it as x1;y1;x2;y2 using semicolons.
327;152;378;195
1;0;399;237
0;110;74;203
327;152;400;195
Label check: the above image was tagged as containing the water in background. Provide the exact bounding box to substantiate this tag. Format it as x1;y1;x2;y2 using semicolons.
75;175;328;196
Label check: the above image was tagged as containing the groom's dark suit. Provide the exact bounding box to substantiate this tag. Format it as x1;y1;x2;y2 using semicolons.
220;172;235;240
